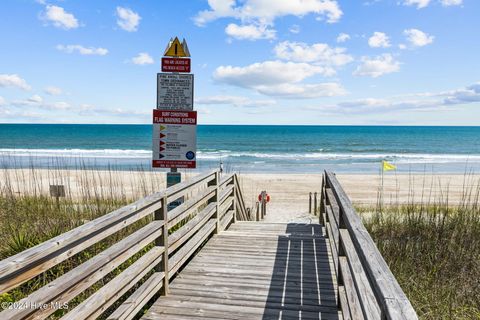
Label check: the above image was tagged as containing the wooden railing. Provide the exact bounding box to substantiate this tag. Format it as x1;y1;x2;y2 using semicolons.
321;171;417;320
0;170;248;320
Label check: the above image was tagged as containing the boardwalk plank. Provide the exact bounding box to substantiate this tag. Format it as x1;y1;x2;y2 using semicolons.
143;222;339;320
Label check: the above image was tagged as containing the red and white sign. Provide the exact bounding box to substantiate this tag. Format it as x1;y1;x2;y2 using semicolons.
152;109;197;169
161;57;191;73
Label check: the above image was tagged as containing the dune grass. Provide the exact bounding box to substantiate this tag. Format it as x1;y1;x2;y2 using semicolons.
359;174;480;320
0;163;174;318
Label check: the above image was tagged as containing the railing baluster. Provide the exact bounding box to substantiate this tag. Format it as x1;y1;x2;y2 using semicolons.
208;171;220;234
320;175;326;225
155;195;169;295
232;179;237;223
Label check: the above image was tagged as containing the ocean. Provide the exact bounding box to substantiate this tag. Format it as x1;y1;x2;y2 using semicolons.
1;124;480;173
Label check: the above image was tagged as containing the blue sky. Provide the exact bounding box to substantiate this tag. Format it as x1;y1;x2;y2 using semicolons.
0;0;479;125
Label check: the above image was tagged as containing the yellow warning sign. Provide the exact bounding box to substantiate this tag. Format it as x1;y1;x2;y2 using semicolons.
164;37;190;57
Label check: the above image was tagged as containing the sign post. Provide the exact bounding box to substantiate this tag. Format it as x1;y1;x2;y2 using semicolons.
153;37;195;210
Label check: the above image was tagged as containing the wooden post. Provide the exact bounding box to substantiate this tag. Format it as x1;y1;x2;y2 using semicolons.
155;195;169;295
320;175;325;225
309;192;312;214
261;191;267;219
256;202;260;221
208;171;220;234
232;180;237;223
260;192;264;219
314;192;318;216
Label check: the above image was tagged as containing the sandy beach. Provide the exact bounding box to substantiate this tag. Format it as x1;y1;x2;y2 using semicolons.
239;172;480;222
1;168;478;223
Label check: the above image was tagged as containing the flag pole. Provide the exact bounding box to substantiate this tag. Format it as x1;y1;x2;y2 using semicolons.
380;161;384;212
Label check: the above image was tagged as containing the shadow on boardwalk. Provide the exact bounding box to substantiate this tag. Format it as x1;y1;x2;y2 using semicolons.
262;224;339;320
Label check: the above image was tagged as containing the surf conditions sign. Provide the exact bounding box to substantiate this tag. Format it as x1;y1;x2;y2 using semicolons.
152;109;197;169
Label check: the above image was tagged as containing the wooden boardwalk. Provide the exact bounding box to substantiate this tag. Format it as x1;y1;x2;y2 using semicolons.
143;222;342;320
0;171;417;320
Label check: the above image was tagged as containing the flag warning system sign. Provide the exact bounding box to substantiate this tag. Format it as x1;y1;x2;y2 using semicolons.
157;73;194;110
152;110;197;169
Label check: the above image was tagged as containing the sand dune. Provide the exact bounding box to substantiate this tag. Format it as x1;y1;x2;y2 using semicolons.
1;169;478;223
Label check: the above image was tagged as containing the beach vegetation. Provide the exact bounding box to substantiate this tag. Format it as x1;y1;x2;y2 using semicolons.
360;174;480;320
0;161;196;318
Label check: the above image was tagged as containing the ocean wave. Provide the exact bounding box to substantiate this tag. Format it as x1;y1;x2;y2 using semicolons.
196;151;480;163
0;148;152;159
1;148;480;164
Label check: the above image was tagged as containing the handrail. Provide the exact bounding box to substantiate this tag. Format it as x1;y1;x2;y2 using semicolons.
0;170;248;320
322;171;417;320
0;170;216;293
233;174;249;220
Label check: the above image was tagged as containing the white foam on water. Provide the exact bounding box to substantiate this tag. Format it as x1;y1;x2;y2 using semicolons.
0;148;152;159
1;148;480;164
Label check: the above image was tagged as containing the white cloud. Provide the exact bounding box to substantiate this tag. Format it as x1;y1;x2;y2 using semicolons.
196;95;276;107
28;94;43;104
368;32;391;48
41;5;79;29
441;82;480;104
44;86;63;95
79;106;149;118
0;74;31;90
440;0;462;6
214;60;333;87
274;41;353;67
404;29;434;47
308;98;441;114
403;0;462;8
0;96;6;106
194;0;343;25
131;53;154;65
336;33;350;43
12;95;71;110
116;7;141;32
225;23;276;40
308;82;480;114
0;108;46;121
197;107;212;115
213;60;345;98
255;82;346;98
41;101;71;110
194;0;342;40
403;0;431;8
56;45;108;56
354;54;400;78
289;24;301;34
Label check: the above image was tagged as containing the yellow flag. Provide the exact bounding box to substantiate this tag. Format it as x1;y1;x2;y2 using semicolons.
382;160;396;171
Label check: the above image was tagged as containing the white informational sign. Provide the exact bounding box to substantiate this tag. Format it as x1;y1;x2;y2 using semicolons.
157;73;194;110
152;109;197;168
